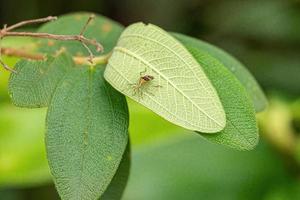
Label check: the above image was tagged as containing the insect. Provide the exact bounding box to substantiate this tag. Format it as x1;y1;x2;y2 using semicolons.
129;68;161;98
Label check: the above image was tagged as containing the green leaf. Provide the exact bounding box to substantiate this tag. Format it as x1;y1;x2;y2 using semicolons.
104;22;226;133
101;142;131;200
8;53;74;108
196;49;259;150
172;33;268;113
46;66;129;200
38;12;124;55
176;35;258;150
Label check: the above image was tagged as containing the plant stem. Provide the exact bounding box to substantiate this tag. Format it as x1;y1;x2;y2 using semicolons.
3;32;103;52
74;52;111;65
0;15;104;73
5;16;57;32
0;59;17;73
1;46;111;66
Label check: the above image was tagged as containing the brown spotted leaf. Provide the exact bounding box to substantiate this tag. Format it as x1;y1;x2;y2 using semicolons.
38;12;124;55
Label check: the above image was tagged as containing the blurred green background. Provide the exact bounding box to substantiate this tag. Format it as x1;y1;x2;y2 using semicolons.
1;0;300;199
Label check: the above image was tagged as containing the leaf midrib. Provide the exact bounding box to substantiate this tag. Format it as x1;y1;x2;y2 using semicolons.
108;62;202;129
78;69;93;200
114;46;223;128
121;33;208;91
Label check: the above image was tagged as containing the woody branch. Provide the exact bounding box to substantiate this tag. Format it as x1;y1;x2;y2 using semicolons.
0;15;104;73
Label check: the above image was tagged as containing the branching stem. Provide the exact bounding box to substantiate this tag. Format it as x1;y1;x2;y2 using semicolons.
4;16;57;32
0;15;104;73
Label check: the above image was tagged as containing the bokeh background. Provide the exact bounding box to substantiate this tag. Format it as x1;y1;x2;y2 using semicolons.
1;0;300;199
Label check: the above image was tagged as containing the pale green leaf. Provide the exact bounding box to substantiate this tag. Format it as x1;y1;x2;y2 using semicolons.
104;23;226;133
38;12;124;55
176;35;258;150
8;53;73;108
172;33;268;112
46;67;129;200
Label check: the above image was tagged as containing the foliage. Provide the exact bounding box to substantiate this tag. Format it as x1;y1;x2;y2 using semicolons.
174;37;259;150
46;66;128;200
104;22;226;133
9;53;74;108
5;12;267;200
173;33;268;113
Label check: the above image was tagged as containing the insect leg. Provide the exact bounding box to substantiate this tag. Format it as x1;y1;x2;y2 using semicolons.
152;84;162;88
140;68;147;76
133;86;139;96
138;88;144;100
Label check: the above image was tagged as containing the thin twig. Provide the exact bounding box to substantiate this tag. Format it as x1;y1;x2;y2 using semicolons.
3;32;103;51
5;16;57;32
81;42;94;63
0;15;104;72
74;52;111;65
80;15;95;36
0;59;17;73
79;14;97;63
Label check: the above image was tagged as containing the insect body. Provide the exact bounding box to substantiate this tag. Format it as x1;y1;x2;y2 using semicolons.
129;69;160;98
139;75;154;85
